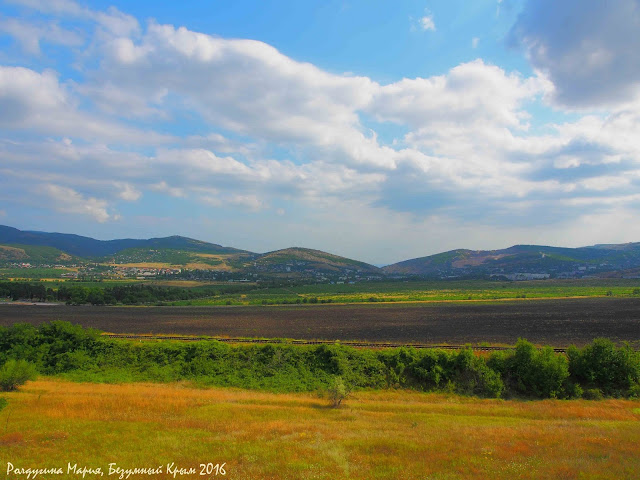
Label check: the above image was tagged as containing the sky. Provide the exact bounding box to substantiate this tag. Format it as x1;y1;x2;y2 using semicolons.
1;0;640;265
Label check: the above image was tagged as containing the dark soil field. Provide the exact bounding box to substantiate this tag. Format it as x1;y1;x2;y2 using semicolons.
1;297;639;347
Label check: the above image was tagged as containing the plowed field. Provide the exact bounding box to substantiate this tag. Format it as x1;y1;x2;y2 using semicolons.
2;297;639;347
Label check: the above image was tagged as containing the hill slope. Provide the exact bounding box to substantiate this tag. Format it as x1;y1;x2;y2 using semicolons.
0;225;246;258
248;247;381;275
0;244;77;264
383;244;640;276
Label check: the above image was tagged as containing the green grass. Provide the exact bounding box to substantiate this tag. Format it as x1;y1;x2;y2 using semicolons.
0;268;74;279
170;279;640;306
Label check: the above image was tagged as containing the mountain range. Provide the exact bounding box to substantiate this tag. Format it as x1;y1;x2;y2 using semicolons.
3;224;640;279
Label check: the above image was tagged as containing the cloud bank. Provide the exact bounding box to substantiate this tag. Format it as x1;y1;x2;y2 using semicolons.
1;0;640;262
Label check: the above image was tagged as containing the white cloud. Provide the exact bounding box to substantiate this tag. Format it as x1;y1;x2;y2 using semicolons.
472;37;479;49
0;17;83;54
5;0;139;37
2;1;640;257
0;66;172;144
150;181;185;198
370;60;545;130
43;184;114;222
116;183;142;201
420;15;436;31
509;0;640;109
89;22;376;148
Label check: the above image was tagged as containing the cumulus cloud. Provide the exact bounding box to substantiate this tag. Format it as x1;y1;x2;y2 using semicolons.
116;183;142;202
43;184;115;222
5;0;139;37
509;0;640;108
2;0;640;257
419;15;436;31
89;22;375;146
0;17;83;54
0;66;172;143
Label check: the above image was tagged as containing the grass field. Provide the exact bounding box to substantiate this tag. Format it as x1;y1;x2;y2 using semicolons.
2;379;640;479
171;279;640;306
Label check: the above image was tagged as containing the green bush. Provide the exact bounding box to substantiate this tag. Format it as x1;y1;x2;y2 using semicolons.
567;339;640;396
0;359;38;391
0;397;7;412
408;349;450;388
582;388;604;400
489;339;569;398
327;376;348;407
0;321;638;400
453;348;504;398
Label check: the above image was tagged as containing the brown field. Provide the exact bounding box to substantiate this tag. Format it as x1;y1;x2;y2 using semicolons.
3;379;640;479
1;297;639;347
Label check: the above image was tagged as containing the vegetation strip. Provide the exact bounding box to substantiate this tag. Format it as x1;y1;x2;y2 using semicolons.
101;333;570;352
2;321;639;399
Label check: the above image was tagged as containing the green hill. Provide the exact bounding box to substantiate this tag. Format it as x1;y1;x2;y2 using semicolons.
249;247;381;275
0;244;78;264
383;244;640;277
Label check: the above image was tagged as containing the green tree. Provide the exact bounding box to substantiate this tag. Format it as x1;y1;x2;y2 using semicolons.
0;359;38;391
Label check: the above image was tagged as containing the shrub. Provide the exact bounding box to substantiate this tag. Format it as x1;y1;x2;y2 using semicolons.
583;388;604;400
568;339;640;396
408;349;451;389
452;348;504;398
0;397;7;412
328;376;348;407
0;359;38;391
489;339;569;398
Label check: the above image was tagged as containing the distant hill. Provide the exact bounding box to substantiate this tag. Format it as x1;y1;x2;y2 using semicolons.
250;247;381;275
383;244;640;277
0;226;378;275
0;244;78;264
4;225;640;278
0;225;246;258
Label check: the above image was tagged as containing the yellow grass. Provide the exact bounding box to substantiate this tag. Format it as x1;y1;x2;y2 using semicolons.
2;379;640;479
147;280;225;287
184;262;230;270
108;262;176;268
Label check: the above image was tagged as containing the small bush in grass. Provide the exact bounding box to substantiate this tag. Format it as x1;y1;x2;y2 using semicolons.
583;388;604;400
328;376;348;407
0;359;38;391
0;397;7;412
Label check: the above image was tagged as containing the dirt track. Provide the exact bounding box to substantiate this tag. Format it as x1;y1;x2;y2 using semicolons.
1;297;639;347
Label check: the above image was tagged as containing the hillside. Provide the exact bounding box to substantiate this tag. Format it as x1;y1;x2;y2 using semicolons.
0;244;77;264
0;225;247;259
5;225;640;279
247;247;381;275
383;244;640;277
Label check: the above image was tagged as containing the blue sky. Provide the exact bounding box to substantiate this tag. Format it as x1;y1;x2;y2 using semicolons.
1;0;640;264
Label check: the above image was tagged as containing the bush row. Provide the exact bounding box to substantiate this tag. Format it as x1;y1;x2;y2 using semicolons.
0;282;251;305
1;321;639;398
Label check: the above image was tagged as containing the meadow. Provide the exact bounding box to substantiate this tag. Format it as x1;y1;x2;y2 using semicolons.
170;279;640;306
2;379;640;479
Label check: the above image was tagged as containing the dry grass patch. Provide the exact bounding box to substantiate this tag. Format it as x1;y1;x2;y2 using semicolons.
1;379;639;479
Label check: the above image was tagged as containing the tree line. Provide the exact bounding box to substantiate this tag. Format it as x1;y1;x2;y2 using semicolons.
0;281;251;305
1;321;638;399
